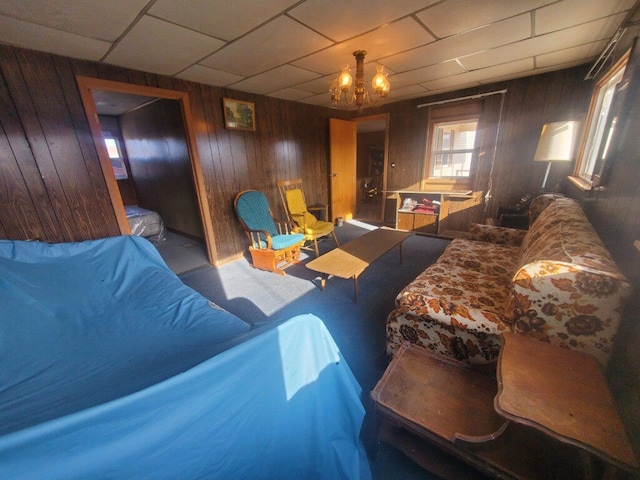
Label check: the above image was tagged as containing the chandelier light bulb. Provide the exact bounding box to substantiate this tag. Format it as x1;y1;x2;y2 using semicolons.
372;66;390;96
338;65;353;91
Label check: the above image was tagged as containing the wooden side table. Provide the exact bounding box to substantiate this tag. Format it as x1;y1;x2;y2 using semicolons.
371;340;638;479
496;332;639;476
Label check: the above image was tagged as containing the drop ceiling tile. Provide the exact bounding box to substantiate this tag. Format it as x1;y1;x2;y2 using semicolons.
288;0;438;42
390;61;466;88
536;41;605;69
422;58;533;90
383;14;531;73
0;0;148;42
535;0;637;35
298;92;335;106
105;16;225;76
149;0;297;42
177;64;244;86
417;0;554;38
386;84;430;100
230;65;320;95
295;74;339;95
459;19;613;72
268;88;314;101
0;14;111;61
293;17;435;76
200;16;331;77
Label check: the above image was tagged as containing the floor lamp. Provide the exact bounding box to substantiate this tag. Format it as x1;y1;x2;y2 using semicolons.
533;121;579;190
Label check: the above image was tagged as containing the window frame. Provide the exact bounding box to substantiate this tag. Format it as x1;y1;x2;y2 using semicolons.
102;132;129;180
572;51;629;189
422;101;482;190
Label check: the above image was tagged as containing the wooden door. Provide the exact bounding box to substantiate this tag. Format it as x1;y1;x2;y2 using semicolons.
329;118;357;223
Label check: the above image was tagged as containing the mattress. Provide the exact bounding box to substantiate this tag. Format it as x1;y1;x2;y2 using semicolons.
125;205;166;241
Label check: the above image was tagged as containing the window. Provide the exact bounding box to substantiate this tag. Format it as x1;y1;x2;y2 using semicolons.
103;134;128;180
574;53;628;186
429;119;478;178
423;101;482;189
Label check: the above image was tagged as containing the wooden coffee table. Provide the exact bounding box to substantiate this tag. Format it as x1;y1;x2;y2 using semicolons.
306;227;412;302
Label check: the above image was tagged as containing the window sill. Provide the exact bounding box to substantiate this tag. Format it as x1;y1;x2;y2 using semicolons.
567;176;594;191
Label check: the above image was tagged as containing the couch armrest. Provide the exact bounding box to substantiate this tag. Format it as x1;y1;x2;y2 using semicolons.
467;223;527;246
504;261;632;365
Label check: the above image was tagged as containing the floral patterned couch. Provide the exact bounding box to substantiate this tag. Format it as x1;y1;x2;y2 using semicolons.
386;195;631;365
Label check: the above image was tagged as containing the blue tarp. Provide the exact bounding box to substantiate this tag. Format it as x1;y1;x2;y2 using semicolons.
0;236;371;479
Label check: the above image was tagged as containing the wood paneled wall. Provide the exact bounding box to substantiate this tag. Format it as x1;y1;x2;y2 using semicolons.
0;45;347;262
378;66;593;230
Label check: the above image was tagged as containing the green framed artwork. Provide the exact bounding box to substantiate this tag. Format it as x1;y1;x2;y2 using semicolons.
223;98;256;131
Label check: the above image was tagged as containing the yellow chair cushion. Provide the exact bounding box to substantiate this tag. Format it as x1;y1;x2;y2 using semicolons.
286;189;319;226
285;189;307;215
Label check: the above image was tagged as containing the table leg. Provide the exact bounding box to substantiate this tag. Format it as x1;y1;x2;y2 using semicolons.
353;275;358;303
320;276;326;291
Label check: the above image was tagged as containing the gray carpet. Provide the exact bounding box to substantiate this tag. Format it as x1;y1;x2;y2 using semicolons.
179;220;452;479
153;231;209;275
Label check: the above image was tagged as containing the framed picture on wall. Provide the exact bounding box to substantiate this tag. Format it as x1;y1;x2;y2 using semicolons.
223;98;256;131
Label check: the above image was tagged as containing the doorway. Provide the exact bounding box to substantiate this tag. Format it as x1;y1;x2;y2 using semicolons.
76;76;218;269
329;114;389;226
355;114;389;223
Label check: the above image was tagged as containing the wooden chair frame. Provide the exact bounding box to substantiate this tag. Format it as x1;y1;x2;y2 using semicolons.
277;178;339;257
234;190;304;276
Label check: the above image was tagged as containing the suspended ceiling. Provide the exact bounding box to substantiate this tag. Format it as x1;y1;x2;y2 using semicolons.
0;0;638;109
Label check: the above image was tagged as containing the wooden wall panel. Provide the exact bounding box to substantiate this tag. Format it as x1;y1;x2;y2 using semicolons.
0;45;608;257
378;67;592;231
0;45;341;263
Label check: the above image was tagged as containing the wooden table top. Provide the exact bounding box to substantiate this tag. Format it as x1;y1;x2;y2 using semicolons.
495;332;639;471
306;227;412;279
371;343;507;443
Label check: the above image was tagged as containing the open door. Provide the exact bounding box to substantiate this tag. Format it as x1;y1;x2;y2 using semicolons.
329;118;357;224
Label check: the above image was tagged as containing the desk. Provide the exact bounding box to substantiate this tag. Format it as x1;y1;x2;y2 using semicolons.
384;190;474;235
372;339;639;479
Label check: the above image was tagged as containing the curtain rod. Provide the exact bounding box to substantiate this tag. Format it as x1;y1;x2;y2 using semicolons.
416;89;507;108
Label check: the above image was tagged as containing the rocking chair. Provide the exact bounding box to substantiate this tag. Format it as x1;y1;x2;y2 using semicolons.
234;190;305;276
277;178;339;257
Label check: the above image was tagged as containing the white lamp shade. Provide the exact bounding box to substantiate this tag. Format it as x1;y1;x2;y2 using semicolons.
534;121;579;162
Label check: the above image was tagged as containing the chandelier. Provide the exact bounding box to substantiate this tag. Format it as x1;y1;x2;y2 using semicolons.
329;50;390;109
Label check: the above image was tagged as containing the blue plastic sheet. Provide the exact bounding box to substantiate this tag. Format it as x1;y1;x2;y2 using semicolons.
0;315;371;479
0;237;371;479
0;236;251;435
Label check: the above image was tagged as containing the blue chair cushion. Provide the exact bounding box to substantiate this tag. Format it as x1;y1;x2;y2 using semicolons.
271;233;304;250
236;191;304;251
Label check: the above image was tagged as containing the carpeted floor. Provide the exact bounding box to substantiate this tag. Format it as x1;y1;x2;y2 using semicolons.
179;220;452;479
153;230;209;275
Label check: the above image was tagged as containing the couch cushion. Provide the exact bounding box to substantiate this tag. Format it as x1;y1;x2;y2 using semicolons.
521;197;585;254
395;261;510;335
438;238;521;282
467;223;527;246
520;199;624;276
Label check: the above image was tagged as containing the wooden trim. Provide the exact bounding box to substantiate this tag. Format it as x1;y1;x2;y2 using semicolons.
75;77;130;236
573;49;630;182
74;76;218;266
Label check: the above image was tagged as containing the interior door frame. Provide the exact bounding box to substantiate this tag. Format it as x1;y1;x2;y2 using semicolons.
75;76;218;266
